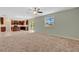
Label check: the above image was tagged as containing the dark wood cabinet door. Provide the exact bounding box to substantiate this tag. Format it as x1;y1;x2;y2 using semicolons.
0;17;4;25
1;27;6;32
26;20;28;25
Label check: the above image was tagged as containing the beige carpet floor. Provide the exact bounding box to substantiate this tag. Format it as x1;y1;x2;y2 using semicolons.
0;31;79;52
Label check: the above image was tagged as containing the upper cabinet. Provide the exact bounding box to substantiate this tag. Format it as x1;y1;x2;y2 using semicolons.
0;17;4;25
0;17;6;32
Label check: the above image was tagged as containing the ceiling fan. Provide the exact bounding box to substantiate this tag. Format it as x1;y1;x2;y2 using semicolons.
33;7;43;15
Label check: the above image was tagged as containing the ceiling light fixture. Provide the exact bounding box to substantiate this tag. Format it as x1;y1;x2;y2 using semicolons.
33;7;43;15
33;11;37;15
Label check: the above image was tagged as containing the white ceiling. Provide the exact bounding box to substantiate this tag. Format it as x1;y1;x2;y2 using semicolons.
0;7;75;19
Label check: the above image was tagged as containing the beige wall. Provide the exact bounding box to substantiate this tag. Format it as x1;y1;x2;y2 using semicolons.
5;17;11;32
30;8;79;39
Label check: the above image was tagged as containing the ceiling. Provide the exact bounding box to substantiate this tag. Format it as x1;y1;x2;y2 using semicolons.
0;7;75;19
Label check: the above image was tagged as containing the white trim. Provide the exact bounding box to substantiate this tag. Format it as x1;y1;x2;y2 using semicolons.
50;34;79;41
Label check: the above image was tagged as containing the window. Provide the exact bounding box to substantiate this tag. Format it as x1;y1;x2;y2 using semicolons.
45;16;55;27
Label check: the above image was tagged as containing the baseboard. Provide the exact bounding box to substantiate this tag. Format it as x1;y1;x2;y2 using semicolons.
50;34;79;41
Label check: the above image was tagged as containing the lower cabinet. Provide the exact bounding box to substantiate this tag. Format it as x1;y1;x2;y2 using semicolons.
11;26;28;32
1;27;6;32
11;26;20;31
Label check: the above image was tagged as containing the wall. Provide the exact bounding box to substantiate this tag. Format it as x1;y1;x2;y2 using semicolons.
30;8;79;39
5;17;11;32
